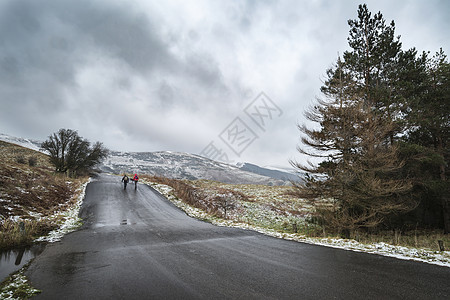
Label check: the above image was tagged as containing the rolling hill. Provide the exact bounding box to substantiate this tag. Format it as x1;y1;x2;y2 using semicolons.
0;133;297;185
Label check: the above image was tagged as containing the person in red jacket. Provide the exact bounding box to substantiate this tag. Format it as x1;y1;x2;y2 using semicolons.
132;173;139;190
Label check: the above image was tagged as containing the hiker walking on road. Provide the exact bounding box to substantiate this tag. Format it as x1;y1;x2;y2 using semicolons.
122;174;129;190
132;173;139;190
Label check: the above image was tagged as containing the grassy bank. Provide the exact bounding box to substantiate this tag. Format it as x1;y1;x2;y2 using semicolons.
0;141;88;250
0;219;55;250
348;229;449;252
141;175;449;253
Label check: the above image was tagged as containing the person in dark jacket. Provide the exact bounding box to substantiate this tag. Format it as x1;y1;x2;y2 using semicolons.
122;174;129;190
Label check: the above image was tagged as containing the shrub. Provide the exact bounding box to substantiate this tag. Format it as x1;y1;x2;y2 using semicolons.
28;156;37;167
16;156;26;164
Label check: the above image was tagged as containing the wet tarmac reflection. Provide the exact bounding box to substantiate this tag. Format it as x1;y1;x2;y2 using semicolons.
0;243;46;282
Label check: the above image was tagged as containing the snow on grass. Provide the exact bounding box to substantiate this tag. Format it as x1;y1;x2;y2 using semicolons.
34;178;91;243
146;180;450;268
0;266;40;299
0;178;91;297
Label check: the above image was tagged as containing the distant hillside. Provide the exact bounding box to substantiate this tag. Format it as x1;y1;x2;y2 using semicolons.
238;163;302;183
0;133;292;185
102;151;287;185
0;133;42;152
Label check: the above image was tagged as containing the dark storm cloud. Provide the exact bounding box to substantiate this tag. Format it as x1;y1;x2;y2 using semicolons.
0;0;230;93
0;0;174;86
184;53;227;91
0;0;229;136
0;0;448;168
53;2;175;74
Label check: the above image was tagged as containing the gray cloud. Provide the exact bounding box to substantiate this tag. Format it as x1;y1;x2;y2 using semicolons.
0;0;448;168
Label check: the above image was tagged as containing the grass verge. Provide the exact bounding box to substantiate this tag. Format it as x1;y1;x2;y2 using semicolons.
141;175;450;266
0;220;55;250
0;262;41;299
0;140;89;250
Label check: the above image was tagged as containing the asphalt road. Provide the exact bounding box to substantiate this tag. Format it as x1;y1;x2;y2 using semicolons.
26;174;450;299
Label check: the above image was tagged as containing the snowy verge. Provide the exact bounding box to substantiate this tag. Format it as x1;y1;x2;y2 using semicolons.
0;178;91;299
34;178;91;243
0;266;40;299
147;181;450;268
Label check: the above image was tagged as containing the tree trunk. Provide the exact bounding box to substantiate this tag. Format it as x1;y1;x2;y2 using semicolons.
441;162;450;233
443;195;450;234
437;136;449;233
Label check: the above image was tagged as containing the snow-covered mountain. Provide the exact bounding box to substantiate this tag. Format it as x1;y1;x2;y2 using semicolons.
102;151;287;185
0;133;292;185
0;133;42;152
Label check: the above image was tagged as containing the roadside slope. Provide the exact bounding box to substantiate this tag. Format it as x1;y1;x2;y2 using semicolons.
0;141;87;249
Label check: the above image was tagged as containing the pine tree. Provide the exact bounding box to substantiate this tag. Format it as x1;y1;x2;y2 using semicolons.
402;50;450;232
292;5;416;235
292;68;414;235
322;4;406;142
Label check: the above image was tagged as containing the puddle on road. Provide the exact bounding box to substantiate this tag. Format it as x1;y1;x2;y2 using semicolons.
92;220;140;228
93;219;137;228
0;244;46;283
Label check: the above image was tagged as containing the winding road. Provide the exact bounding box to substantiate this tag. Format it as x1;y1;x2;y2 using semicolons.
26;174;450;299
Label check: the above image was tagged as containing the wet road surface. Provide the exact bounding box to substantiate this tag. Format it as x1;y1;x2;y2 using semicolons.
0;244;46;282
26;174;450;299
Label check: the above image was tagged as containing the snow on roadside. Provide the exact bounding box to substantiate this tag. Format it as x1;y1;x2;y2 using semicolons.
34;178;91;243
0;268;40;299
147;181;450;268
1;178;91;299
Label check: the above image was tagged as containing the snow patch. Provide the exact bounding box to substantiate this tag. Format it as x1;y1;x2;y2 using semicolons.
0;133;42;152
34;178;91;243
0;269;41;299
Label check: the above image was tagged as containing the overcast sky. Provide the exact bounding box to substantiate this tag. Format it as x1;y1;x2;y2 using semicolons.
0;0;448;169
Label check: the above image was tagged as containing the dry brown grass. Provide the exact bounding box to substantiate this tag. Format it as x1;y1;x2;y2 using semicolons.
0;141;48;167
142;175;249;218
0;141;87;250
144;175;449;252
350;229;450;252
0;219;56;250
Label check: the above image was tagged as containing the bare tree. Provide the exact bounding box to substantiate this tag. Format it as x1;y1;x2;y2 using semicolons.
41;129;109;176
216;195;235;219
